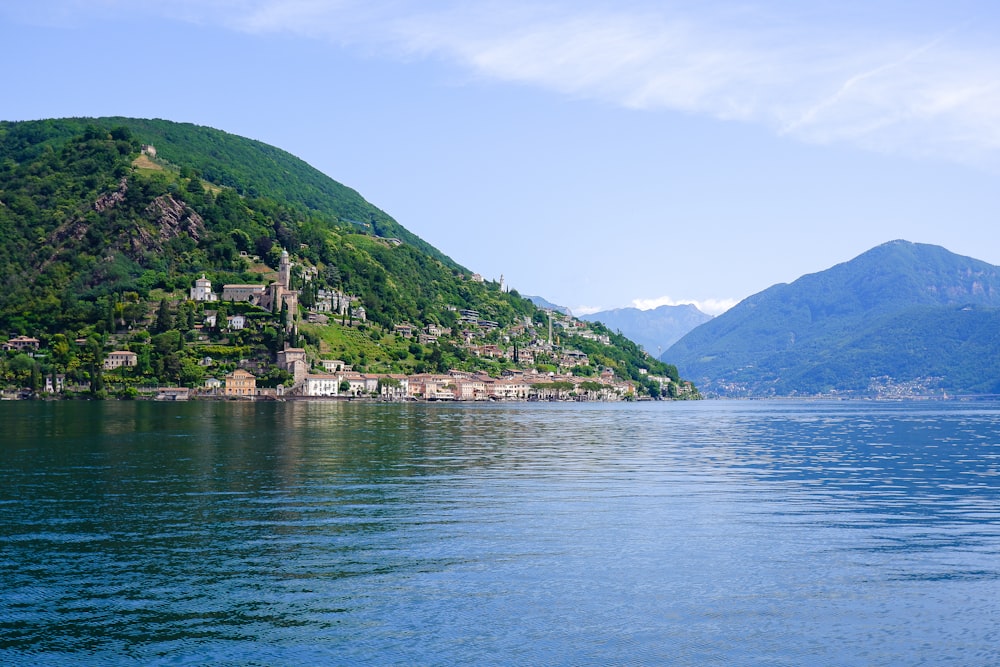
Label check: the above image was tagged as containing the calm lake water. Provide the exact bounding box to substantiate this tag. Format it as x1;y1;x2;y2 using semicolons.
2;399;1000;666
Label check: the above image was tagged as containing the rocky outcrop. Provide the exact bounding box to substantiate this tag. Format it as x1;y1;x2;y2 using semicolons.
94;177;128;212
145;195;206;242
115;195;208;261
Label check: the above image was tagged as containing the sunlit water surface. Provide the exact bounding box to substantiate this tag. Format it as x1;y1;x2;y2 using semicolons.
3;400;1000;665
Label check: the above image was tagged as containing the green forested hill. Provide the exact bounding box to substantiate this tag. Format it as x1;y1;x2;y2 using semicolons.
0;117;455;266
0;119;500;334
0;117;683;396
664;240;1000;396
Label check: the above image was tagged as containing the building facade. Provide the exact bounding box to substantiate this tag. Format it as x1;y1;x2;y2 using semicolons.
104;351;138;370
224;369;256;396
189;275;218;302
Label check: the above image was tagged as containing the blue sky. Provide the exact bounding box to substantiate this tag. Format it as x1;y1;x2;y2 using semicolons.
3;1;999;315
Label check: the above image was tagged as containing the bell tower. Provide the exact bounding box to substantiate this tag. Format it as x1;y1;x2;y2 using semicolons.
278;249;291;288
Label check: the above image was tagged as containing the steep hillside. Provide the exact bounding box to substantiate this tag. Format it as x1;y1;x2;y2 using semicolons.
0;118;687;397
0;122;485;335
665;241;1000;396
0;117;455;267
582;304;711;355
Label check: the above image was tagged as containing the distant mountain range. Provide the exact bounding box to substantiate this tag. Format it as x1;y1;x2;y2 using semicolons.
664;240;1000;397
581;304;712;356
525;295;572;316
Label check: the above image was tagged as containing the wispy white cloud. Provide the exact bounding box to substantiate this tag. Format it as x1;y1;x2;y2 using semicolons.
24;0;1000;162
630;295;736;316
572;305;603;316
387;3;1000;162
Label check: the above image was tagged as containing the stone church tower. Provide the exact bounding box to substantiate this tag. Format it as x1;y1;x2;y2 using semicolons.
278;249;291;289
262;249;299;331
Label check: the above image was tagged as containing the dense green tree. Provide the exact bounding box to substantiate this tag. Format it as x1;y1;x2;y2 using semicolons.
154;299;173;333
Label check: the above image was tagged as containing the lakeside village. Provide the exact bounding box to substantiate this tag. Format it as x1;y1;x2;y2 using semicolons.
2;250;696;402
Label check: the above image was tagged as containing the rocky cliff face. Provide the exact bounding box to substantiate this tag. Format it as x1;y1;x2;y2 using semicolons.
146;195;205;243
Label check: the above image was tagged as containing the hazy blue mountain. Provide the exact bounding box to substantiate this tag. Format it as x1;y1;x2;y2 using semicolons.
664;240;1000;397
525;295;572;316
582;304;712;355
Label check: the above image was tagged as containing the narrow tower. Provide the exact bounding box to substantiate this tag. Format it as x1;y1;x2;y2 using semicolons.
278;249;291;288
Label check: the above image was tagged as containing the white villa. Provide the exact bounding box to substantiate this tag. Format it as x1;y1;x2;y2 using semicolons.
301;374;341;397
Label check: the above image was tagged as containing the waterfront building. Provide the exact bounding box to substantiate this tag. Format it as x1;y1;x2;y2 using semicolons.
301;374;340;397
224;369;256;397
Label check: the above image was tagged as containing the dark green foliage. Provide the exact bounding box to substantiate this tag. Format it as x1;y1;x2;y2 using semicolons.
0;117;457;268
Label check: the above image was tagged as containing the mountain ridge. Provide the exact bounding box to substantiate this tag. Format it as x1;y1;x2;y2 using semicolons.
664;240;1000;397
581;304;712;356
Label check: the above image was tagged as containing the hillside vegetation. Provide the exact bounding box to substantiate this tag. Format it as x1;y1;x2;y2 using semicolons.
665;240;1000;397
0;118;687;398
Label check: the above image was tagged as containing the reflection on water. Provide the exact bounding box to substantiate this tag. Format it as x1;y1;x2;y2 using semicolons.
2;400;1000;665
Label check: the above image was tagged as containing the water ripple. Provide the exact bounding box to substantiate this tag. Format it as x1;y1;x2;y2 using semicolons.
3;400;1000;665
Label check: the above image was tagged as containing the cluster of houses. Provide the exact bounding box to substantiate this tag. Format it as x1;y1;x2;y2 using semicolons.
189;248;300;329
388;306;605;372
205;361;641;402
5;249;688;401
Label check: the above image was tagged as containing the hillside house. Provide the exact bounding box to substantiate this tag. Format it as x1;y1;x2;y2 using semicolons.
471;344;502;359
561;350;590;367
321;359;351;373
226;314;246;330
3;336;40;352
103;350;138;370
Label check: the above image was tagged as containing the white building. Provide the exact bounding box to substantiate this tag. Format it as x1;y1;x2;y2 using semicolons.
321;359;351;373
189;274;218;302
302;374;341;397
